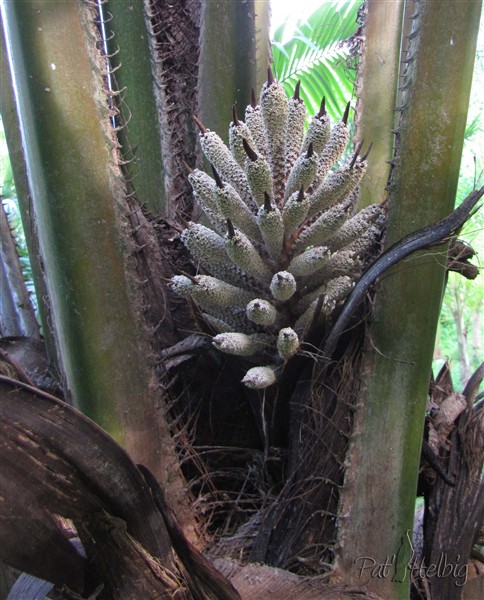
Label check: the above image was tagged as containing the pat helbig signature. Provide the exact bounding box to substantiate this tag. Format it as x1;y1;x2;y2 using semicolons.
353;530;468;586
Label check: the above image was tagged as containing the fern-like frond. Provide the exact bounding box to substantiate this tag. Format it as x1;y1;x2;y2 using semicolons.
272;0;360;120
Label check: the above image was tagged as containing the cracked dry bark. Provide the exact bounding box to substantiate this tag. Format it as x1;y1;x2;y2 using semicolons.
419;363;484;600
0;378;174;594
1;376;382;599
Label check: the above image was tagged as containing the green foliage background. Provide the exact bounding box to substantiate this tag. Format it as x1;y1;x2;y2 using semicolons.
434;23;484;388
0;121;36;307
271;0;360;120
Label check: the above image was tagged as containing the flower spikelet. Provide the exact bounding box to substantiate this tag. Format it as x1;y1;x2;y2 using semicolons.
277;327;299;360
308;154;367;219
171;274;253;311
295;202;352;251
302;99;331;153
297;274;354;315
198;130;240;184
188;169;218;211
345;224;382;257
270;271;296;301
229;106;258;167
197;127;257;211
213;332;271;356
283;188;310;234
215;176;261;241
260;71;289;202
181;223;228;267
242;365;277;389
181;223;242;285
260;77;289;159
321;276;354;314
257;195;284;260
314;108;351;185
243;140;274;205
285;85;307;175
202;313;235;334
326;204;384;251
287;246;330;277
245;91;269;157
225;224;272;281
246;299;278;325
308;249;360;287
285;143;318;200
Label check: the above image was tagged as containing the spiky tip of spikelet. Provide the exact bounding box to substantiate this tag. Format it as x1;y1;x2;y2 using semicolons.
242;365;277;389
277;327;299;360
246;298;278;325
270;271;297;301
257;194;284;260
171;69;385;388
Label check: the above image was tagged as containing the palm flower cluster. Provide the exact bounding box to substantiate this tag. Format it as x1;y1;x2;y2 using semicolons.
171;68;384;389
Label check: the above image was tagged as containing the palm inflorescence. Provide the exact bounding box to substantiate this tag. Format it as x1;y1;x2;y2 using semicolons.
171;68;384;389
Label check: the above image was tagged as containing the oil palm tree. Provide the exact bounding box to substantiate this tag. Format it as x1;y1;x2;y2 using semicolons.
0;1;482;598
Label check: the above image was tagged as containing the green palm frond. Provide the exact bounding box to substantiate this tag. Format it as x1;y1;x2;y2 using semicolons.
464;113;483;139
272;0;360;120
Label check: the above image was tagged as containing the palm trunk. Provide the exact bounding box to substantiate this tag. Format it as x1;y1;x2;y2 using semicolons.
335;1;482;598
354;0;404;208
143;0;202;219
102;0;167;213
0;0;191;527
